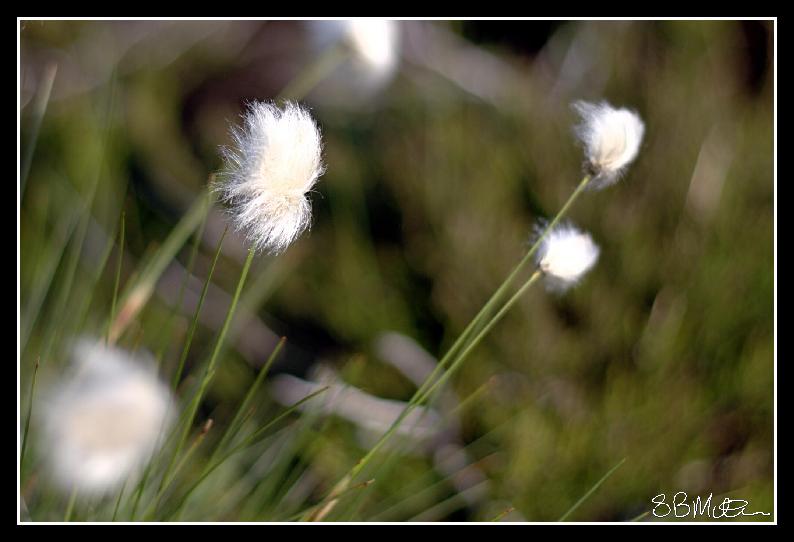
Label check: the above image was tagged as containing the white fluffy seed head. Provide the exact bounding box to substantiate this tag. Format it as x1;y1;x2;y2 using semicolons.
344;19;400;79
40;340;173;495
573;100;645;189
535;222;600;291
216;101;325;254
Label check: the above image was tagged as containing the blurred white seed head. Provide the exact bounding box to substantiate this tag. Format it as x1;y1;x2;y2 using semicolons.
573;100;645;188
535;222;600;291
216;101;325;254
306;20;400;96
344;19;400;79
40;340;173;495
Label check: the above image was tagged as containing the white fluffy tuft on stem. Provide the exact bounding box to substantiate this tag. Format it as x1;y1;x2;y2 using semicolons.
573;100;645;189
216;101;326;254
40;340;174;496
535;222;600;291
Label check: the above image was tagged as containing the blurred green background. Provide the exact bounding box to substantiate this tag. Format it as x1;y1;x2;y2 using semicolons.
20;19;774;521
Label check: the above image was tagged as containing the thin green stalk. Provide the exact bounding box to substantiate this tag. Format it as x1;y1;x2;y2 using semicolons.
322;176;593;520
107;211;125;343
129;447;157;521
326;175;592;495
341;272;540;520
490;506;516;522
407;174;593;402
364;404;524;521
248;400;335;520
171;225;228;391
558;457;627;521
158;247;255;500
166;419;214;488
424;271;541;403
109;191;210;344
19;358;40;473
228;415;332;521
408;479;491;522
39;75;117;363
20;201;81;352
351;278;542;512
210;337;287;462
289;479;376;522
304;480;376;522
111;480;127;521
72;213;124;339
156;206;209;364
350;270;542;484
127;398;192;520
268;443;325;519
217;387;328;475
38;197;97;364
21;62;57;199
366;174;593;437
63;486;78;522
630;510;650;522
143;419;214;520
166;387;328;520
362;458;468;521
43;201;123;361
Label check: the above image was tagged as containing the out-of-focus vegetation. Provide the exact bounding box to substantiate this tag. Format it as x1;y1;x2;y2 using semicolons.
20;20;773;522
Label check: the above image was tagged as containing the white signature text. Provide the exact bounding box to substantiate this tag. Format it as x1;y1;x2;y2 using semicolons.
651;492;771;519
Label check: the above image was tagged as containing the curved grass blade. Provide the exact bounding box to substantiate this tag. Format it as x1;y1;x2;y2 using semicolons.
19;358;39;474
106;211;125;342
318;175;593;507
558;457;627;521
155;206;208;364
21;62;57;199
108;191;210;344
171;224;227;390
157;246;255;502
165;386;328;520
210;337;287;461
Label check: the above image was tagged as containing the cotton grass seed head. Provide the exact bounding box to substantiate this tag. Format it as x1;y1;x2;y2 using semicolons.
573;100;645;189
216;101;325;254
535;222;600;291
40;340;173;495
345;19;400;80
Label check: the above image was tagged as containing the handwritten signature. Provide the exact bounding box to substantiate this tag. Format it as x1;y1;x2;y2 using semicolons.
651;492;771;519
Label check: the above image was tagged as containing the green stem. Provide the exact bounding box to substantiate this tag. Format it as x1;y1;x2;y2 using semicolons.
21;62;57;199
111;480;126;521
396;173;593;422
313;175;592;509
490;507;516;522
423;271;543;408
166;386;328;520
19;359;40;473
109;191;210;345
144;420;213;519
558;457;627;521
209;337;287;463
322;267;541;520
63;486;78;521
352;172;589;465
107;211;125;343
156;206;208;364
40;70;116;363
171;225;228;390
157;247;255;503
351;270;542;480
